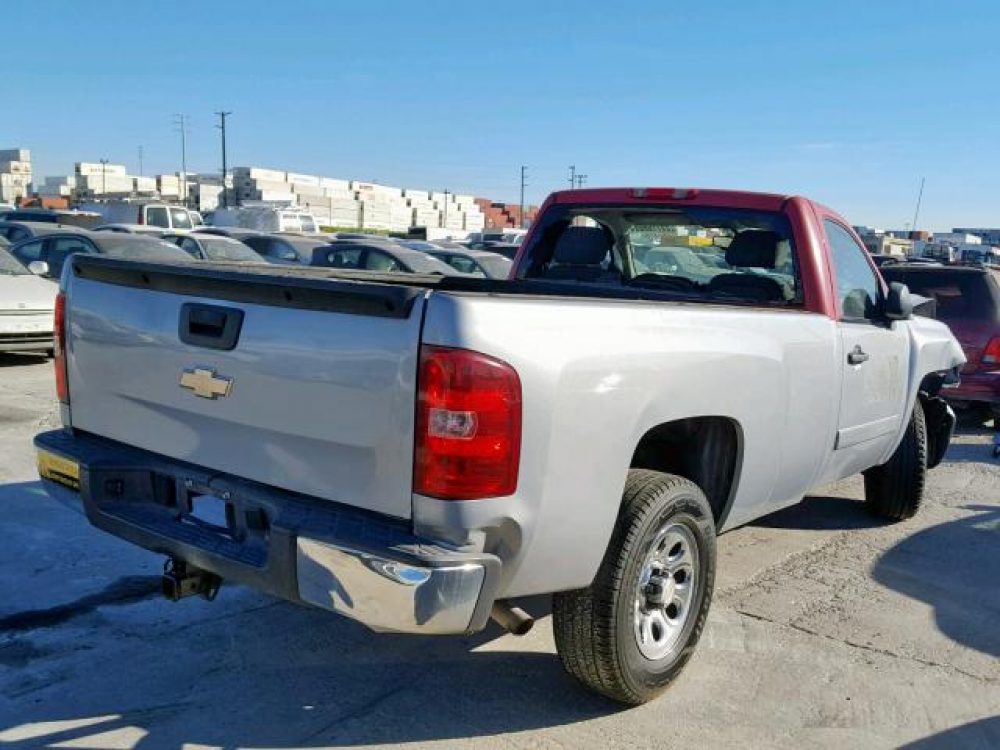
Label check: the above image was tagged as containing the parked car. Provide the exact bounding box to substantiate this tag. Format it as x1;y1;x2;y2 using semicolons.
10;231;192;281
209;206;319;234
1;208;103;229
0;221;85;244
78;201;198;231
882;263;1000;424
419;246;513;278
238;234;334;264
34;187;963;707
93;223;171;236
315;240;461;274
162;233;265;263
0;247;56;353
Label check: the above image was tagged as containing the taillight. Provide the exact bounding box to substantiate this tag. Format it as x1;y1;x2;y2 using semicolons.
54;292;69;404
983;336;1000;366
414;345;521;500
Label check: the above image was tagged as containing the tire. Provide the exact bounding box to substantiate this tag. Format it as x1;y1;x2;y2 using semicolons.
552;469;716;705
863;399;927;521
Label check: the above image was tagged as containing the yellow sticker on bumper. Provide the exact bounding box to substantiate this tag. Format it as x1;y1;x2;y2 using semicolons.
37;449;81;491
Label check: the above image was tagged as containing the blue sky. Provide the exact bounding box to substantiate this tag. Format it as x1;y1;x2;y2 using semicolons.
5;1;999;229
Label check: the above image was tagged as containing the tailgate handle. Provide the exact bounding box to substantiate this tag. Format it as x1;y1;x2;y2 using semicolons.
179;303;244;351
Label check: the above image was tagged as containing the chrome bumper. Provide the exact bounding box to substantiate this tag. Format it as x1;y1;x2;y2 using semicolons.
297;539;489;634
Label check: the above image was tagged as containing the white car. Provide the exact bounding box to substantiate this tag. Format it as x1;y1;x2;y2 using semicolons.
0;248;55;354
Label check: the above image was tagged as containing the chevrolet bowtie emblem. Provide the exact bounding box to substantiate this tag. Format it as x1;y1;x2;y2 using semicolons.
179;367;233;400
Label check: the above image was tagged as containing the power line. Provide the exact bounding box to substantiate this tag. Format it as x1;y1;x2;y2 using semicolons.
215;111;232;208
574;173;588;189
569;165;576;190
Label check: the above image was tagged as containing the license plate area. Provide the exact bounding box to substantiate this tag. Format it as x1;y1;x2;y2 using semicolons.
183;493;233;536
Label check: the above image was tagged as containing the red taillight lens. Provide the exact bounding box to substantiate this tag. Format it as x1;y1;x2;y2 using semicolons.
54;292;69;404
414;345;521;500
983;336;1000;366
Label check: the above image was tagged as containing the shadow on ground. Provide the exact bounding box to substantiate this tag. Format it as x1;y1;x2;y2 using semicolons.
901;716;1000;749
0;602;617;748
0;352;47;368
873;503;1000;659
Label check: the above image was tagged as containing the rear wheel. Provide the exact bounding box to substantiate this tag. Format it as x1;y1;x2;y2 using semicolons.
552;469;716;705
863;399;927;521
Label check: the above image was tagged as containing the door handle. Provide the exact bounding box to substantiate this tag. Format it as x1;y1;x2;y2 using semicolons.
847;345;869;365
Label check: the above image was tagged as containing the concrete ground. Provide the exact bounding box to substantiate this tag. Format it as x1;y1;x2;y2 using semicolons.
0;352;997;750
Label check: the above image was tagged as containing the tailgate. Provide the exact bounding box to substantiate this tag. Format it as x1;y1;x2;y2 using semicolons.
64;257;427;519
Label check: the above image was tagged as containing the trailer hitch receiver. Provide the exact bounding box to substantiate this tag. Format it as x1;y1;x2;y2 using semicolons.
162;558;222;601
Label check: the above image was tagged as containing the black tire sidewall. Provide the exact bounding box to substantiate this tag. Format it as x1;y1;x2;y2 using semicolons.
615;488;715;696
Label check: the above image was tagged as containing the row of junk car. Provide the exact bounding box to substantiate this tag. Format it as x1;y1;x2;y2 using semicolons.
0;203;521;356
2;202;998;463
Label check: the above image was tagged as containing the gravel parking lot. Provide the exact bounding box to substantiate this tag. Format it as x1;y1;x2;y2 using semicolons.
0;352;997;750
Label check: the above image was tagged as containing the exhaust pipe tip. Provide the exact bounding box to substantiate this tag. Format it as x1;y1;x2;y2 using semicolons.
491;601;534;636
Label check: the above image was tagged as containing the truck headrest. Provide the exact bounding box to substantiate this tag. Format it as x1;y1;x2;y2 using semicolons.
726;230;780;268
553;227;612;266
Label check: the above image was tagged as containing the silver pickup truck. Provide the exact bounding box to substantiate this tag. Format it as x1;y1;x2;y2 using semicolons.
35;188;965;705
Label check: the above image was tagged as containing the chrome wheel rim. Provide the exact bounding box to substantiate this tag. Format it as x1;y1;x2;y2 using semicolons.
633;522;698;661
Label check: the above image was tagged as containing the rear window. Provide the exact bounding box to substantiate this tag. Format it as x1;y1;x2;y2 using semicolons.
199;238;261;262
518;204;801;305
97;235;193;262
881;268;999;321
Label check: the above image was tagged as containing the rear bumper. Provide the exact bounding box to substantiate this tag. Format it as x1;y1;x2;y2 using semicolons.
0;333;53;352
34;429;501;635
946;371;1000;407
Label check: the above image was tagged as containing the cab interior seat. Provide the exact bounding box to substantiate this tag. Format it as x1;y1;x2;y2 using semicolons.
706;230;785;302
542;226;622;284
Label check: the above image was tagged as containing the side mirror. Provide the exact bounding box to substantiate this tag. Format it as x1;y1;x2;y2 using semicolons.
27;260;50;276
884;281;913;321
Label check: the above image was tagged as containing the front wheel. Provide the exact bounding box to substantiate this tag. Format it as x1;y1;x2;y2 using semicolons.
863;399;927;521
552;469;716;705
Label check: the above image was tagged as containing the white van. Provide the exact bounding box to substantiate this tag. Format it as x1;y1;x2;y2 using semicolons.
209;206;319;234
80;201;198;231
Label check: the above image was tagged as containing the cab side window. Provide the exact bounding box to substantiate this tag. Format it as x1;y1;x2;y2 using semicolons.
325;247;363;268
364;250;402;272
12;238;44;264
48;237;96;278
825;220;881;321
179;237;202;257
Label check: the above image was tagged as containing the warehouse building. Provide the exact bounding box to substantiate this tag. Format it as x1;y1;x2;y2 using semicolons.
0;148;32;204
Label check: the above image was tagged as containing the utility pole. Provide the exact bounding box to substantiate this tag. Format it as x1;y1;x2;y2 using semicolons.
575;173;588;189
519;166;528;229
910;177;925;235
215;110;232;208
173;114;189;207
99;158;109;195
569;165;576;190
137;146;143;177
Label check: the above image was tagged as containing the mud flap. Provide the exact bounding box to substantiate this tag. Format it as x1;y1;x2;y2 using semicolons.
921;395;955;470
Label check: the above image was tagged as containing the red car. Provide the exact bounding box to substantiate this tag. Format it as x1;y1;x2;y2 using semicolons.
882;264;1000;425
